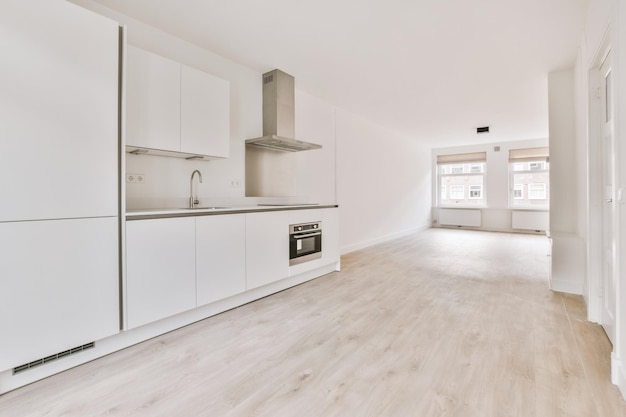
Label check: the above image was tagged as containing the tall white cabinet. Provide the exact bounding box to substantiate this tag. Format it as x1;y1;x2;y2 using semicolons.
0;0;120;371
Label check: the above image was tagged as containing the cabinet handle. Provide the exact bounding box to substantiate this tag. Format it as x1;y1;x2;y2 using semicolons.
292;232;322;239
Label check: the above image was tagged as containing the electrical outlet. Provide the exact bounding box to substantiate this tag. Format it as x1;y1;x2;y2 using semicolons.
126;173;145;184
230;179;240;188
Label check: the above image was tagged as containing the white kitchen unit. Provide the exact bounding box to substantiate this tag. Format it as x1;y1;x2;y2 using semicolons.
196;214;246;306
245;211;290;290
126;45;181;152
0;218;119;371
321;208;341;265
181;65;230;157
125;218;197;329
0;0;120;372
126;45;230;158
288;208;323;224
0;0;119;222
288;208;340;276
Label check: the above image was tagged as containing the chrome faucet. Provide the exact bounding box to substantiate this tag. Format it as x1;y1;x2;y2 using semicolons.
189;169;203;208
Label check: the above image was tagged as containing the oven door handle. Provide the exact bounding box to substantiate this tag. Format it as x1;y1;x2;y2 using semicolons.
291;232;322;239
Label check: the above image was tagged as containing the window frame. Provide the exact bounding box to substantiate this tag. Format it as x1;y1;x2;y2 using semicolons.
508;147;549;209
437;152;487;208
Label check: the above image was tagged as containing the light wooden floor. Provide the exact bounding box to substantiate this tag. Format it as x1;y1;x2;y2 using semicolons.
1;228;625;416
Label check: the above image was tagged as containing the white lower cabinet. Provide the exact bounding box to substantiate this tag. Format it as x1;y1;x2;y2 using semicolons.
196;214;246;306
321;208;340;265
245;211;290;290
288;207;340;276
124;208;337;329
0;218;119;371
125;217;196;329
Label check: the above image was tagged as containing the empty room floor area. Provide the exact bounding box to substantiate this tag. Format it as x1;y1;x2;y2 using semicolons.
1;228;625;416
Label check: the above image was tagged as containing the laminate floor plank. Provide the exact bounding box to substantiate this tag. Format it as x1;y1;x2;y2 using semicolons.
1;228;625;416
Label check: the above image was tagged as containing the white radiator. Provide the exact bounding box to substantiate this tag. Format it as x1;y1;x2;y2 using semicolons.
438;208;482;227
511;210;549;231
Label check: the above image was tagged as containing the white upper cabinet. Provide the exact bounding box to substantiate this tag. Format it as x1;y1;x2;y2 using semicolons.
126;46;230;158
181;65;230;157
126;45;181;151
0;0;119;222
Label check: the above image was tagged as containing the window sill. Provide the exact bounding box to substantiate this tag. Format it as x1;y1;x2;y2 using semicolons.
438;205;487;209
509;207;549;211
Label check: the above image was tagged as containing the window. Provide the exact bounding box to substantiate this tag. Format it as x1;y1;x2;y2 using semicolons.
508;147;549;208
437;152;486;207
529;161;546;171
450;185;465;199
528;183;547;200
469;163;483;173
469;185;483;199
450;164;464;174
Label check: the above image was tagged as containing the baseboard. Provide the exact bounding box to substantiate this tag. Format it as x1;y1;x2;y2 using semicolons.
340;224;430;255
436;224;546;235
614;352;625;392
550;278;584;295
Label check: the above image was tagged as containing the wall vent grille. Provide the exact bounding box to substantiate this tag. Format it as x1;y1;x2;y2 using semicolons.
263;74;274;84
12;342;95;375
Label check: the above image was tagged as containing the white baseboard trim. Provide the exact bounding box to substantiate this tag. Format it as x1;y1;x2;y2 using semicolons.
340;224;430;255
436;224;546;235
613;352;624;391
550;278;584;295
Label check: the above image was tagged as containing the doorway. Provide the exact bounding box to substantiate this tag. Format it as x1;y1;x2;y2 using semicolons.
599;49;616;345
588;33;620;384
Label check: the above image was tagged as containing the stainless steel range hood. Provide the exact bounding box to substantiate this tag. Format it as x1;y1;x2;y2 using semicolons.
246;69;322;152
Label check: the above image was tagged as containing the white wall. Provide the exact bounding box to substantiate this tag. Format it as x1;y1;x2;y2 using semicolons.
549;69;578;233
618;1;626;394
548;69;586;295
336;109;432;253
295;90;337;205
432;138;549;232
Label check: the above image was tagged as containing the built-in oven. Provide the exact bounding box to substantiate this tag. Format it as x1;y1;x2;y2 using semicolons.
289;221;322;266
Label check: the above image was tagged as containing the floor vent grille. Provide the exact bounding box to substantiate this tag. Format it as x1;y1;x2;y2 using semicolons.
12;342;95;375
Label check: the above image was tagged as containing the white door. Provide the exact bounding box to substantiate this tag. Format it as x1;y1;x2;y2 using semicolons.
600;50;617;344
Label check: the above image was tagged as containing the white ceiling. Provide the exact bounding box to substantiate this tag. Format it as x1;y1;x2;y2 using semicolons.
93;0;589;148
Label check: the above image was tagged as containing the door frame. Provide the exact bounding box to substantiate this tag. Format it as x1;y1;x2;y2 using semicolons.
587;28;621;384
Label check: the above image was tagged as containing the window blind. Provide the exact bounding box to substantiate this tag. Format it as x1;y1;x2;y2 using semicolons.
436;152;487;164
508;147;549;162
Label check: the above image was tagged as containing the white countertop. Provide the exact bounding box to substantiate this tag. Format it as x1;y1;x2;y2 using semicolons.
125;204;337;220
